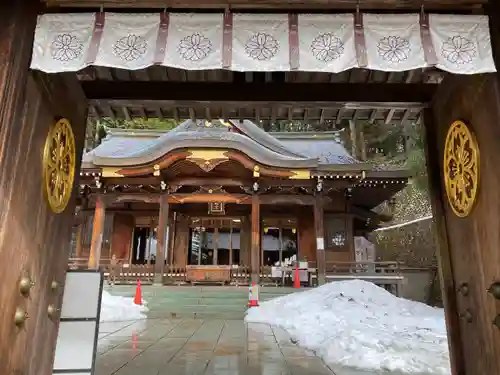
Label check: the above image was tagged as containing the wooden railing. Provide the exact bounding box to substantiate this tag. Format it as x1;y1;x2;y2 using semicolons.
232;265;251;285
163;266;187;285
325;261;401;275
68;257;154;284
114;265;154;285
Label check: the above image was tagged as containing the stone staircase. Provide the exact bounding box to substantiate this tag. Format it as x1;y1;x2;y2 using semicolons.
106;285;307;320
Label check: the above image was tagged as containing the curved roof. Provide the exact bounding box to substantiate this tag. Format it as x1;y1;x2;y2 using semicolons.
82;120;358;169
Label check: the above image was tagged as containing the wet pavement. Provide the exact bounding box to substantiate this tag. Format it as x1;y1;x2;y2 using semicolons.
96;286;429;375
96;319;337;375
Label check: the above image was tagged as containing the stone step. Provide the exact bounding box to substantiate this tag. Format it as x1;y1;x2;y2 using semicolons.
146;304;249;313
147;310;247;320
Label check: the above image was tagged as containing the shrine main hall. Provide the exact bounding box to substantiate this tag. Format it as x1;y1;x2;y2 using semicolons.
76;119;408;285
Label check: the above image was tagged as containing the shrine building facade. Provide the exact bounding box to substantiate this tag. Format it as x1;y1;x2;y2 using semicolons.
77;119;408;285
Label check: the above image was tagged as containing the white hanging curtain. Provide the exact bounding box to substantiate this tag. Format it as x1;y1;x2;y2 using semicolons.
30;12;496;74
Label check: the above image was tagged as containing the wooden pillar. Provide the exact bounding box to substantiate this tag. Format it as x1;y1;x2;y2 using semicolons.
147;217;154;266
169;212;176;265
349;119;358;158
298;206;316;263
251;195;261;283
359;129;367;161
88;196;106;269
213;227;219;265
75;225;84;258
278;227;283;265
229;221;233;266
155;194;169;284
345;215;355;261
314;195;326;285
240;216;251;266
111;213;134;261
0;2;88;374
173;214;188;266
421;3;500;368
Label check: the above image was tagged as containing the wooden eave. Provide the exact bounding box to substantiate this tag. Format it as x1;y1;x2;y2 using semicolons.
43;0;487;12
78;66;443;128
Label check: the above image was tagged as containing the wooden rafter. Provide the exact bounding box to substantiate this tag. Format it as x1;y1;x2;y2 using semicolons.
82;82;437;104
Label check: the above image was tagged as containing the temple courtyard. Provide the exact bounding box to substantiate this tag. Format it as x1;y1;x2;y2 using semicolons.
95;285;443;375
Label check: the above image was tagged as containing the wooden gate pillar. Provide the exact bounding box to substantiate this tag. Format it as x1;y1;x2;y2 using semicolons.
88;195;106;269
251;194;261;283
314;195;326;285
155;193;169;284
423;4;500;375
0;2;88;374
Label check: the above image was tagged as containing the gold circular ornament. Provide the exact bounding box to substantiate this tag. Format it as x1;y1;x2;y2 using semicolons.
43;118;76;214
443;120;479;218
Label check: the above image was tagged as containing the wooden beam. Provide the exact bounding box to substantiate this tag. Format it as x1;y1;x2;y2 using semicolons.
251;194;261;283
83;81;437;104
44;0;488;11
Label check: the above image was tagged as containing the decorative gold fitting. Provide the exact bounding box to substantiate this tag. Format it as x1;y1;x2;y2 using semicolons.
51;280;60;291
493;315;500;329
488;282;500;300
153;164;160;176
459;309;473;323
457;282;469;296
14;308;28;327
19;277;35;296
47;304;60;319
253;165;260;178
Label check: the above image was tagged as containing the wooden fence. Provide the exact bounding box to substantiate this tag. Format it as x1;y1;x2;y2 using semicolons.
67;258;405;291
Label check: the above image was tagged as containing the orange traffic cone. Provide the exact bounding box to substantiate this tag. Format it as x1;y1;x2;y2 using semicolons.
133;280;142;305
248;282;260;307
294;263;300;289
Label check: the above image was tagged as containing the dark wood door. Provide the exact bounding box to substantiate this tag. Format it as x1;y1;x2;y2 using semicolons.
0;3;88;372
426;73;500;375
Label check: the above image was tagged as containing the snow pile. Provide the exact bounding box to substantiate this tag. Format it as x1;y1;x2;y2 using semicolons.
99;291;148;322
245;280;450;375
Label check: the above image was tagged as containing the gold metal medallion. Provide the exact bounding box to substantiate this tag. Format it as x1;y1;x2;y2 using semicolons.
43;118;76;214
443;120;479;218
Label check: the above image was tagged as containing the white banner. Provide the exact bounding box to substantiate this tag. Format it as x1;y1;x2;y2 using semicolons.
298;14;358;72
231;13;290;71
30;12;496;74
31;14;95;73
364;14;427;72
164;13;224;70
429;14;495;75
94;13;160;70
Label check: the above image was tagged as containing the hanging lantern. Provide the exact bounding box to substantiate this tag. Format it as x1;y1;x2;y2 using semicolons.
292;228;296;234
264;227;269;234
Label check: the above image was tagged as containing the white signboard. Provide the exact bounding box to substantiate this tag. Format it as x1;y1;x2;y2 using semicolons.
316;237;325;250
53;270;103;375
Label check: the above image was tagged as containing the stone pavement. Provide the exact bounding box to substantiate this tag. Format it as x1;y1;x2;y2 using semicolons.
96;286;426;375
96;319;337;375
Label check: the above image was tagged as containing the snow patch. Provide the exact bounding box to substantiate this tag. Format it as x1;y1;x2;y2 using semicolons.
99;291;148;322
245;280;450;375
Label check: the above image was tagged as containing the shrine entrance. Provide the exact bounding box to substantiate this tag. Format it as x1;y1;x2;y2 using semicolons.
1;1;500;375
